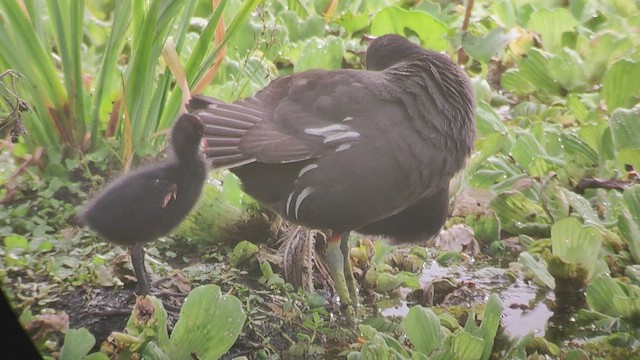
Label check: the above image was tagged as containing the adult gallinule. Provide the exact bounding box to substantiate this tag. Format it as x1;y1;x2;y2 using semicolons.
80;114;207;296
189;34;475;306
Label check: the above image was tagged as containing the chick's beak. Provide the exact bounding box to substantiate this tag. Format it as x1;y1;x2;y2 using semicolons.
162;183;178;208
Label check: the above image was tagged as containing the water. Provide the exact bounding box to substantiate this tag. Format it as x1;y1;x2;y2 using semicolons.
378;259;558;338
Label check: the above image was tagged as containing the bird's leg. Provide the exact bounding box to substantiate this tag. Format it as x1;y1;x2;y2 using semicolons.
340;232;359;307
326;232;353;308
130;242;150;296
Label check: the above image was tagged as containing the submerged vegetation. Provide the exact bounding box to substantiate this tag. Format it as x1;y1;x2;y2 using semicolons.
2;0;640;358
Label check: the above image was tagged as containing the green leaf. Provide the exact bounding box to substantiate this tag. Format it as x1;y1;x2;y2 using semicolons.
4;234;29;250
561;189;600;224
551;217;602;282
560;133;599;166
501;49;562;96
609;107;640;170
586;274;640;319
619;185;640;263
519;252;555;289
370;7;449;51
462;28;519;62
510;133;557;177
403;306;444;355
527;8;578;52
467;215;501;244
280;11;324;42
475;101;508;136
490;191;551;235
230;240;260;267
546;48;587;91
451;331;484;360
167;285;246;360
478;295;503;360
295;36;345;72
334;12;370;34
59;328;96;360
602;60;640;111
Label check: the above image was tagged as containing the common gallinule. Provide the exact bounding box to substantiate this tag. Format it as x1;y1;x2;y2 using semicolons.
189;34;475;306
80;114;207;296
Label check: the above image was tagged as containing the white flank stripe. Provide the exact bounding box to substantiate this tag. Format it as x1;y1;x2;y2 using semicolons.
294;187;314;220
298;163;319;177
285;192;294;216
304;124;351;135
304;124;360;144
335;144;351;152
323;131;360;143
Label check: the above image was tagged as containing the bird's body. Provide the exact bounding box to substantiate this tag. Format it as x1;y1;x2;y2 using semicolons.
189;34;475;306
80;114;207;295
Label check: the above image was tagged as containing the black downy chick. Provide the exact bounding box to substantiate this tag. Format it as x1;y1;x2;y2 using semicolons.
80;114;207;296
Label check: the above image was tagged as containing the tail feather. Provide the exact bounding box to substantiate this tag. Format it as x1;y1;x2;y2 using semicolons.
188;95;265;168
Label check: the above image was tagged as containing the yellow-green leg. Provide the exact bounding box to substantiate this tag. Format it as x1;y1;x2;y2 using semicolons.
340;232;359;307
326;233;351;307
326;232;359;312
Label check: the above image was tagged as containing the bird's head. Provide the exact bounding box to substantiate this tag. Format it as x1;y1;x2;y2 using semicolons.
365;34;427;71
171;113;204;158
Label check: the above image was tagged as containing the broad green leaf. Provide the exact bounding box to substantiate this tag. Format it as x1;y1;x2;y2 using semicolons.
502;49;562;96
403;306;444;355
491;0;517;28
462;28;519;62
370;7;449;51
230;240;260;267
510;133;552;177
551;217;601;282
576;309;620;332
349;325;410;360
140;342;171;360
602;60;640;111
280;11;324;42
490;191;551;235
478;294;503;360
519;252;555;289
4;234;29;250
295;36;345;72
527;8;578;52
167;285;246;360
470;169;507;188
566;94;589;123
125;296;169;347
84;353;110;360
476;101;508;136
561;189;600;224
59;328;97;360
582;32;633;82
176;184;247;243
546;48;587;91
450;331;484;360
586;274;640;318
542;181;570;222
618;185;640;263
609;108;640;170
334;12;370;34
467;133;509;175
468;215;501;244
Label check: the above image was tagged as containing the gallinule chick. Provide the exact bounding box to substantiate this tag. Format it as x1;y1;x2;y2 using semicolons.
80;114;207;296
189;34;475;307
